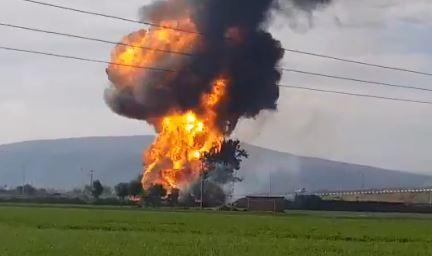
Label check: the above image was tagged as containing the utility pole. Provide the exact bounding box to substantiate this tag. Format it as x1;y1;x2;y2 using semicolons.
89;170;94;187
199;159;204;209
22;164;27;195
229;170;236;203
200;173;204;209
269;172;272;196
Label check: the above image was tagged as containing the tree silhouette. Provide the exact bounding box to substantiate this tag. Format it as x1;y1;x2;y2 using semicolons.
203;139;248;169
91;180;104;199
202;139;248;184
128;179;143;198
145;184;167;207
114;182;129;200
191;181;226;207
16;184;37;196
167;188;180;206
198;139;248;204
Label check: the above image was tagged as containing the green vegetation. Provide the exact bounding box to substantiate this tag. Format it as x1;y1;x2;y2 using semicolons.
0;205;431;256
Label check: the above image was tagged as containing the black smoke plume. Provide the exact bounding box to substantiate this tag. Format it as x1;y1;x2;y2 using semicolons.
106;0;333;132
275;0;333;30
106;0;284;133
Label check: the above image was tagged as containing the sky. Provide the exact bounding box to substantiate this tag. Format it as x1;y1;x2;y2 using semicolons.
1;0;432;174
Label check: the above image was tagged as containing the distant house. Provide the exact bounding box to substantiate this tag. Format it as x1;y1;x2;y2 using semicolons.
245;195;285;212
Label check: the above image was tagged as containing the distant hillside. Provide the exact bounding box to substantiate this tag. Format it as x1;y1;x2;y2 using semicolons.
0;136;431;194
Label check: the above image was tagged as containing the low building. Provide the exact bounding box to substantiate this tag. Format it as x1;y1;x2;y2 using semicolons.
246;195;285;212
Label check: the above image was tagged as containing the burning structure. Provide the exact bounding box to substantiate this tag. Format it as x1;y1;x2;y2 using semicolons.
105;0;323;194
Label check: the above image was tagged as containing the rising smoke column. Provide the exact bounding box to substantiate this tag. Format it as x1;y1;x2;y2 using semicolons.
105;0;286;191
107;0;284;129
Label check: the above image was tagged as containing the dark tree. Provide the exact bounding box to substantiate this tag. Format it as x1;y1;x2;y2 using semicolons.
167;188;180;206
115;182;129;200
145;184;167;207
191;181;226;207
179;192;196;207
202;139;248;183
128;180;144;198
16;184;37;196
200;139;248;201
91;180;104;199
203;139;248;170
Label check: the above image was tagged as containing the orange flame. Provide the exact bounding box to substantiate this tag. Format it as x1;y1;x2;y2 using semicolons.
143;79;226;190
109;18;228;192
109;18;197;88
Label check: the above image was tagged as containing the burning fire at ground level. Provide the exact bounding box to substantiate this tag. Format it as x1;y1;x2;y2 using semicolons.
142;78;228;192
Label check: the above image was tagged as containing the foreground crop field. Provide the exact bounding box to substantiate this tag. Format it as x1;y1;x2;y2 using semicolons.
0;205;431;256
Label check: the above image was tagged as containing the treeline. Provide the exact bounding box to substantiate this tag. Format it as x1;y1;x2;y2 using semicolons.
113;177;174;207
113;176;228;207
0;184;52;197
0;177;225;208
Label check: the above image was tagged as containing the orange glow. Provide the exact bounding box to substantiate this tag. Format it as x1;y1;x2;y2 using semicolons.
118;48;136;65
108;18;197;89
142;78;227;191
109;16;229;192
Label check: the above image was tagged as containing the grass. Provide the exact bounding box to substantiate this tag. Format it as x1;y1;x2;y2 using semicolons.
0;205;431;256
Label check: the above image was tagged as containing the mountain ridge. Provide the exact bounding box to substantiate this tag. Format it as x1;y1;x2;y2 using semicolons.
0;135;431;194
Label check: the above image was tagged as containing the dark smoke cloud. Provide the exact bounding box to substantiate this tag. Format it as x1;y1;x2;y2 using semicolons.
106;0;333;131
139;0;188;23
276;0;333;30
106;0;284;133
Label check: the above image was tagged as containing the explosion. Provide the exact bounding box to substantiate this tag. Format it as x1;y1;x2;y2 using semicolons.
142;78;227;190
106;0;284;192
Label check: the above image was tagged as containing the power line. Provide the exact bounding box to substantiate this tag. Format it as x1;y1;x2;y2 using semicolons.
2;22;431;94
1;45;431;106
0;22;193;57
283;48;432;77
278;84;432;105
0;46;175;72
17;0;432;77
282;68;432;93
19;0;202;35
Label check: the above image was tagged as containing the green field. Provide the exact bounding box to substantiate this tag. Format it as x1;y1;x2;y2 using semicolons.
0;205;431;256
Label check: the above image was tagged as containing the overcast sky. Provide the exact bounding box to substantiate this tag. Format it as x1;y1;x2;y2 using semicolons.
1;0;432;174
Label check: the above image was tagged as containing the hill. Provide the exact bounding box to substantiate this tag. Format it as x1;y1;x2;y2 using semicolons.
0;136;431;194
